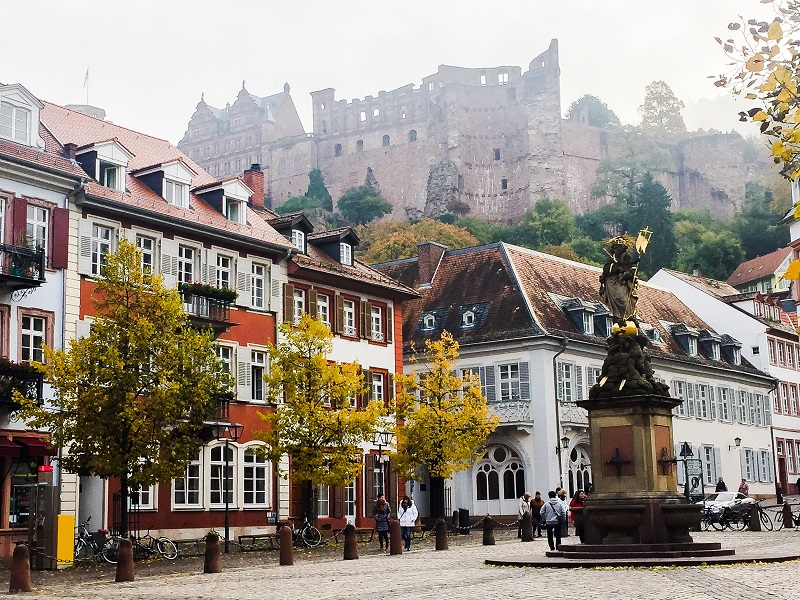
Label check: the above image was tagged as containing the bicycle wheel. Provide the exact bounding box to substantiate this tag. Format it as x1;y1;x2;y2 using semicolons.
156;537;178;560
759;509;774;531
728;513;746;531
74;538;93;560
301;525;322;548
711;515;726;531
101;537;119;564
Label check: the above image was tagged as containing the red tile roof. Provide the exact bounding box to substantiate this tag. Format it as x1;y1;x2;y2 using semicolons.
659;268;740;299
727;247;792;286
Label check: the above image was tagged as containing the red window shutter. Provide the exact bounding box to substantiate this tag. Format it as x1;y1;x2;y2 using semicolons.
308;289;318;319
11;197;27;246
51;207;69;269
333;486;344;518
334;294;344;334
386;306;393;343
283;283;295;324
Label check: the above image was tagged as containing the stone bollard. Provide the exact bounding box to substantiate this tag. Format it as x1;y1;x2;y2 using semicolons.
343;523;359;560
9;544;32;594
482;516;495;546
783;501;795;530
115;538;135;583
203;532;221;573
521;512;534;542
435;518;448;551
389;519;403;555
279;524;294;565
749;504;761;532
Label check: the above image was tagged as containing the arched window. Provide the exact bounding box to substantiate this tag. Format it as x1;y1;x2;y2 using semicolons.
210;444;236;507
382;135;390;147
487;469;500;500
408;130;417;142
277;158;286;176
476;471;487;501
293;155;302;172
334;143;343;157
373;107;380;118
356;140;364;152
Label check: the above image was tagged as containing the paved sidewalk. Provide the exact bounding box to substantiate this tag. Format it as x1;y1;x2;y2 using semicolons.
20;528;800;600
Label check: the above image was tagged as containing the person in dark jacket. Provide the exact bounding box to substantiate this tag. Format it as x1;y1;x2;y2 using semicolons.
540;490;566;551
715;477;727;492
569;490;586;543
373;495;390;550
530;491;545;537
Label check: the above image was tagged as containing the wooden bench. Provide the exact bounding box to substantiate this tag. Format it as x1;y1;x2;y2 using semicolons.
238;532;280;550
333;527;374;544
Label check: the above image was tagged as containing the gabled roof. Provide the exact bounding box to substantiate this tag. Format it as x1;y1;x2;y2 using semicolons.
308;227;360;246
660;268;740;299
267;212;314;232
727;247;792;287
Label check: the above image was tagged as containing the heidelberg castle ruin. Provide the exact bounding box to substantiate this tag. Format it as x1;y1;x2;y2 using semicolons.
178;40;765;223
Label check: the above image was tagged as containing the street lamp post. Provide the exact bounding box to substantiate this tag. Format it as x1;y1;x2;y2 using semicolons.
371;430;394;498
213;421;244;553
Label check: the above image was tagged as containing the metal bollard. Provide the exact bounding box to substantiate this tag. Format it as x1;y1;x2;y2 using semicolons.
389;519;403;555
749;504;761;532
343;523;358;560
521;512;534;542
783;501;794;530
435;518;448;551
279;524;293;565
482;516;495;546
204;532;221;573
115;538;135;583
9;544;32;594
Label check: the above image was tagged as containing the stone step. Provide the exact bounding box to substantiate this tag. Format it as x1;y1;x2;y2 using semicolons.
557;542;723;553
545;548;736;559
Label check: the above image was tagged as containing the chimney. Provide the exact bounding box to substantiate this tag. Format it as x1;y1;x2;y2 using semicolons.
417;242;447;289
63;143;78;160
243;164;265;208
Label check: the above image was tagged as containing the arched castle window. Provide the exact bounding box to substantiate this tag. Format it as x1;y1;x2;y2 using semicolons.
373;108;380;118
277;158;286;176
321;120;327;134
356;140;363;152
334;144;343;157
408;130;417;142
382;135;390;147
360;111;367;122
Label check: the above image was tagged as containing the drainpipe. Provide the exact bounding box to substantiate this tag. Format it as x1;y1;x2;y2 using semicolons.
552;336;569;488
767;377;782;503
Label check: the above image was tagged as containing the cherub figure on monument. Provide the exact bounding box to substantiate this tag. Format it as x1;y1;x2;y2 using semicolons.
590;228;669;399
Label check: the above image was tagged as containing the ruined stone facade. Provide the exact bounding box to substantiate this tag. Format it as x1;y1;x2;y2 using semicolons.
178;40;767;223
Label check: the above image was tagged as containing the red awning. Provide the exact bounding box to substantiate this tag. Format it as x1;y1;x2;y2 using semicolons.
0;438;20;458
14;437;55;457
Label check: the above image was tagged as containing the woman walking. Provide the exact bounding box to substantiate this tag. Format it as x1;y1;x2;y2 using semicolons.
373;495;391;550
398;496;418;551
569;489;586;543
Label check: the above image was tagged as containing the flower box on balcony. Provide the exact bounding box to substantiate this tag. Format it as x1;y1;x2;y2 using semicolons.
178;282;237;304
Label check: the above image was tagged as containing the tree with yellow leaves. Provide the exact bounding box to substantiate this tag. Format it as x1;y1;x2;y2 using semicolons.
715;1;800;179
392;331;499;518
255;315;384;517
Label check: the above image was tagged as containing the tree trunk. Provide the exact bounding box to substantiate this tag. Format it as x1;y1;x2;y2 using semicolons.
430;476;446;520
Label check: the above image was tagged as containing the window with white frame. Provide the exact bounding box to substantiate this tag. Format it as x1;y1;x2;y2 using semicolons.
781;383;790;414
748;393;757;425
164;180;188;208
498;363;520;401
673;380;687;417
99;161;123;191
174;452;201;507
343;299;356;336
178;245;195;284
422;314;435;330
317;294;330;327
251;350;266;402
371;306;383;341
718;387;733;422
759;450;773;481
462;311;475;327
792;385;799;415
216;346;233;375
755;394;764;426
130;484;155;509
21;315;45;363
738;390;749;424
0;101;29;143
251;263;266;309
557;362;574;402
291;230;304;252
91;224;113;276
317;484;329;517
743;448;756;481
788;441;796;473
779;343;786;366
371;372;384;402
136;235;155;277
702;445;717;486
582;312;594;335
344;480;356;518
210;445;236;506
223;196;244;224
340;243;352;266
26;205;48;253
243;448;268;506
696;384;710;419
216;254;232;289
293;289;305;324
687;336;698;356
710;343;720;361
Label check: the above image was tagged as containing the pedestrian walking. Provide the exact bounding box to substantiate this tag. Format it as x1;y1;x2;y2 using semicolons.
530;491;544;538
517;491;531;538
569;489;585;543
398;495;418;551
540;490;566;551
373;494;390;550
738;478;749;496
715;477;727;492
557;488;569;537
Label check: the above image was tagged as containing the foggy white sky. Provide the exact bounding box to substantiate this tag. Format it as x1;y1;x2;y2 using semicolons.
4;0;770;144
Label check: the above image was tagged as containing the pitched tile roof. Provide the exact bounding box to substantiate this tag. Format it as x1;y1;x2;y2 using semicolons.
0;120;88;180
727;247;792;287
659;268;740;299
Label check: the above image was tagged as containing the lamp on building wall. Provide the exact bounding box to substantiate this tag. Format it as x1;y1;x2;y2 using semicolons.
212;421;244;553
561;436;570;450
371;429;394;497
729;437;742;451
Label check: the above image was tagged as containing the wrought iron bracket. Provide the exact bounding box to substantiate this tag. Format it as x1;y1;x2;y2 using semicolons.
657;447;678;476
605;447;631;476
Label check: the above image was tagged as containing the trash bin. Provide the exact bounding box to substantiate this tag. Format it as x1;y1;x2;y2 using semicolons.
458;508;470;535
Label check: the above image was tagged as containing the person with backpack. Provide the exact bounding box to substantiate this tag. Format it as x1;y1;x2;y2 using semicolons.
540;490;566;551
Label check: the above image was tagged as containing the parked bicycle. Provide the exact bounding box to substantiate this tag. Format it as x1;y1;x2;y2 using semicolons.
774;504;800;531
102;531;178;563
710;506;747;531
277;515;322;548
743;500;774;531
73;516;117;564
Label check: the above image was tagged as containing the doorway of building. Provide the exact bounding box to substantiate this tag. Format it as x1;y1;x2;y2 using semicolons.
473;444;526;515
567;445;592;497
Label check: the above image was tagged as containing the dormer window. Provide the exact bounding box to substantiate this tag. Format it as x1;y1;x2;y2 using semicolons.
732;347;741;365
710;342;720;361
164;180;188;208
291;230;305;252
422;314;435;330
99;161;122;190
463;311;475;327
0;84;45;148
76;139;133;192
687;336;698;356
340;242;352;266
223;196;245;224
0;101;29;143
582;312;594;335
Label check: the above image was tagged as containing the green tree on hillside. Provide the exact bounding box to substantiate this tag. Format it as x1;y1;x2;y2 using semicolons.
732;182;789;260
306;168;333;210
566;94;621;128
337;186;393;225
360;219;478;264
524;198;578;248
639;80;687;138
624;173;676;276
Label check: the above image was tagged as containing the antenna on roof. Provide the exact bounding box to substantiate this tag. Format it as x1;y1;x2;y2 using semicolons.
83;67;89;105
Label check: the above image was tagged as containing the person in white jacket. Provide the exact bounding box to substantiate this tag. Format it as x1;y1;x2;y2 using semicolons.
398;495;419;551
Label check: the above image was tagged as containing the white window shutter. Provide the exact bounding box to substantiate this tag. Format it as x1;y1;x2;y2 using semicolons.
556;361;564;401
77;219;93;275
740;448;748;480
768;451;775;482
687;383;695;417
269;263;287;313
713;447;722;481
484;366;496;402
236;257;252;308
764;400;773;426
160;237;179;289
202;248;217;284
237;350;251;402
709;386;717;420
576;364;584;402
519;362;530;400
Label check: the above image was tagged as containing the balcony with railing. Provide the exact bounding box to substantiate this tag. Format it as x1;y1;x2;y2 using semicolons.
0;360;44;411
0;244;46;295
488;396;533;428
179;283;237;334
